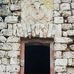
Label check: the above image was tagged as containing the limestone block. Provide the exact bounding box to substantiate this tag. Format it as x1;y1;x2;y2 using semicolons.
0;65;5;71
53;11;60;17
54;37;73;43
68;59;72;66
10;58;20;65
0;36;6;43
7;36;20;43
67;30;74;36
0;51;5;57
68;16;74;23
0;22;7;30
60;3;70;10
72;10;74;16
55;59;67;66
54;4;60;10
5;16;18;23
6;65;20;72
2;43;12;50
10;4;21;11
67;68;74;74
8;51;20;57
71;3;74;9
0;17;3;22
69;44;74;50
62;24;72;30
1;29;12;36
2;58;8;65
63;31;67;37
12;43;20;50
61;0;71;3
55;24;62;37
55;66;66;72
54;51;62;58
63;51;74;58
2;0;9;4
54;17;63;23
54;43;67;51
54;0;61;3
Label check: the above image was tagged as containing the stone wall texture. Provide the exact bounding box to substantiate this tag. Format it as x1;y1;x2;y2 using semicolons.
0;0;74;74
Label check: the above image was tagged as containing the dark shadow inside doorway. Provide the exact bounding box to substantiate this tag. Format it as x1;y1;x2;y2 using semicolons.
25;44;50;74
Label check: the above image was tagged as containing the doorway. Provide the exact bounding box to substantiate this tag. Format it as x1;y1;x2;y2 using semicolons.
20;38;54;74
25;44;50;74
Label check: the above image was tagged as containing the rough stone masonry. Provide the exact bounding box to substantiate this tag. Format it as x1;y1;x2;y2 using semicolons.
0;0;74;74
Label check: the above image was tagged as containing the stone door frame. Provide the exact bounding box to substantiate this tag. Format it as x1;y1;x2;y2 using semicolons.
20;37;54;74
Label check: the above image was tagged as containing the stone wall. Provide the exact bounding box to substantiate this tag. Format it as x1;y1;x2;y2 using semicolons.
0;0;74;74
54;0;74;74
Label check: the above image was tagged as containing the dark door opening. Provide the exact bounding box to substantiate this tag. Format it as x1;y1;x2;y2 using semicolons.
25;44;50;74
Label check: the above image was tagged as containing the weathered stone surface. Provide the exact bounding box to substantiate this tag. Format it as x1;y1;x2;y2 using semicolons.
62;24;72;30
63;31;67;37
0;22;7;30
54;0;61;3
53;11;60;17
54;43;67;51
10;58;20;65
5;16;18;23
67;68;74;74
63;51;74;58
71;3;74;9
54;51;62;58
68;16;74;23
60;3;70;10
55;66;66;72
54;4;59;10
10;4;21;11
8;51;20;57
0;65;5;71
2;58;8;65
55;37;73;43
0;36;6;43
6;65;20;72
68;59;72;66
54;17;63;23
69;44;74;50
55;59;67;66
0;51;5;57
1;29;12;36
7;36;20;43
67;30;74;36
61;0;71;3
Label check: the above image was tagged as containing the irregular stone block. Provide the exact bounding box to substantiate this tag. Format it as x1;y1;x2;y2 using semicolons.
0;51;5;57
68;16;74;23
55;37;73;43
69;44;74;51
71;3;74;9
0;22;7;30
63;51;74;58
1;29;12;36
7;36;20;43
54;0;61;3
10;4;21;11
60;3;70;10
53;11;60;17
54;51;62;58
68;59;72;66
54;17;63;23
55;66;66;72
67;68;74;74
6;65;20;72
54;4;60;10
8;51;20;57
0;65;5;71
62;24;72;30
5;16;18;23
0;36;6;43
61;0;71;3
55;59;67;66
54;43;67;51
2;58;8;65
67;30;74;36
10;58;20;65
